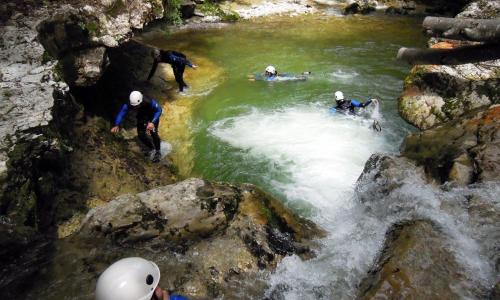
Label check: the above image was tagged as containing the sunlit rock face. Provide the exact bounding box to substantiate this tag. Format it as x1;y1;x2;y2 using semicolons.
398;0;500;130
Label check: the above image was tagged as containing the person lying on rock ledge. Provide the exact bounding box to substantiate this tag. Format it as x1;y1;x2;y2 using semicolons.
95;257;188;300
111;91;163;163
147;49;198;92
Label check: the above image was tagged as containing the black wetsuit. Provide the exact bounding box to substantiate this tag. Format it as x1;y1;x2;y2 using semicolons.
147;50;194;92
114;97;162;151
335;99;372;114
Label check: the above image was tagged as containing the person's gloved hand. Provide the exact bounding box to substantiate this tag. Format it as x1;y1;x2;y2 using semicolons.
146;122;155;134
192;64;199;69
111;126;120;133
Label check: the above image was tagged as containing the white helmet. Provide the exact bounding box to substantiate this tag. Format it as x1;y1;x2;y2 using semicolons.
95;257;160;300
265;65;276;74
334;91;344;101
129;91;143;106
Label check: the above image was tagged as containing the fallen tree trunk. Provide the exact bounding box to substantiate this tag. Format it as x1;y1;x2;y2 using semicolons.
397;43;500;65
423;17;500;42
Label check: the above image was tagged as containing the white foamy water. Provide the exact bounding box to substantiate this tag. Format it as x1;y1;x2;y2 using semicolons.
208;103;498;299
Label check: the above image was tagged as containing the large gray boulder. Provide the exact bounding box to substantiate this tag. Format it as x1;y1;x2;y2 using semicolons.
78;178;324;298
36;0;165;86
355;153;499;299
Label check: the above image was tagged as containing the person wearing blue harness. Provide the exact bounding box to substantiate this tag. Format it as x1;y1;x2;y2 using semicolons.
111;91;163;163
147;49;198;92
332;91;377;114
95;257;188;300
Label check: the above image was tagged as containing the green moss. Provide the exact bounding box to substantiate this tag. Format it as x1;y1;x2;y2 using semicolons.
78;21;100;36
106;0;126;18
198;2;240;22
165;0;183;25
41;51;54;64
3;88;12;99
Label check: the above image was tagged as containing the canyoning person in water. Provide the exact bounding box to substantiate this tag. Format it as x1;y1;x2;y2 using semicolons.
147;49;198;92
331;91;378;114
95;257;188;300
264;65;278;80
111;91;163;163
248;65;309;81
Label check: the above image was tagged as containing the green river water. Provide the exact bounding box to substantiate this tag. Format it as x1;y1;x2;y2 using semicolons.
19;14;436;300
141;14;430;299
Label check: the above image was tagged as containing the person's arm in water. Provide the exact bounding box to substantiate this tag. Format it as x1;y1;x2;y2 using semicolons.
350;99;374;108
146;100;163;132
111;104;129;133
147;55;161;81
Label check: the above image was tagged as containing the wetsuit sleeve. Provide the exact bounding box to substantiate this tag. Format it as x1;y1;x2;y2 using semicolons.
170;295;188;300
351;99;372;108
362;99;372;107
114;104;129;126
150;100;162;123
350;100;362;107
147;57;160;80
169;53;193;68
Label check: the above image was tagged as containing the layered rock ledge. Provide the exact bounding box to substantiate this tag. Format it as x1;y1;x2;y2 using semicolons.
398;0;500;130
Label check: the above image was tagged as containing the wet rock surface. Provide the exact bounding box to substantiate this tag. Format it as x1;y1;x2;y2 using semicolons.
358;220;471;299
10;179;323;299
343;0;377;15
356;153;499;299
402;105;500;185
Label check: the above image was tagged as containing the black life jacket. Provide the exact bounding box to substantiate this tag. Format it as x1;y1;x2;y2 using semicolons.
134;98;157;122
336;100;355;113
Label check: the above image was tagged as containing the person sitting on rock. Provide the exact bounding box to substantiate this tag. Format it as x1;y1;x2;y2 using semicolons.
111;91;163;163
147;49;198;92
332;90;378;114
95;257;188;300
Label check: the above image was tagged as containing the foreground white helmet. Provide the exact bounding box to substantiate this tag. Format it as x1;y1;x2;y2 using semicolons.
129;91;143;106
265;65;276;74
334;91;344;101
96;257;160;300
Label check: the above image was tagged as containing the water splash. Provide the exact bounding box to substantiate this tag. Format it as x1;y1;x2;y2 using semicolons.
209;102;498;299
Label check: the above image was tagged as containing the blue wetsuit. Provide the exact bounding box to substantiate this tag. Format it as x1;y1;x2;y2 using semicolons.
114;98;162;151
331;99;372;114
170;295;188;300
148;50;194;91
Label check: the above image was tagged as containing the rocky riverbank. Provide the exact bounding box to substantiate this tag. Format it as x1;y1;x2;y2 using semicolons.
355;105;500;298
1;0;499;298
398;0;500;130
354;1;500;297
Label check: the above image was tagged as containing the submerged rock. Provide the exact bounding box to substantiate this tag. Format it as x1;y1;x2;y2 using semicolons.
358;220;472;299
343;0;377;15
77;178;323;298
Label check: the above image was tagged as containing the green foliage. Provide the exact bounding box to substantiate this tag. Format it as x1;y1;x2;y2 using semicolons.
198;2;240;22
165;0;183;25
78;21;100;36
41;51;54;64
